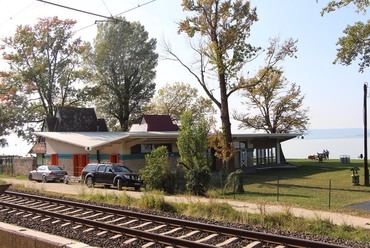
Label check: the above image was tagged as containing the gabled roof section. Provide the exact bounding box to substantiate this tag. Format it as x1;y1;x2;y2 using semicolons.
139;115;179;132
97;118;109;132
43;117;58;132
54;107;107;132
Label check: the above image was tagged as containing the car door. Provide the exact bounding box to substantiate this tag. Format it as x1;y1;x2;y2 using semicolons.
34;166;45;181
94;165;106;184
103;165;115;185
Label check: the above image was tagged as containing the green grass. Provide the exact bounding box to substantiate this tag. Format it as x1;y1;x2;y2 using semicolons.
209;159;370;212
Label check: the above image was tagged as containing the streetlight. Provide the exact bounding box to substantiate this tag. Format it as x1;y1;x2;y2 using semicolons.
364;83;369;186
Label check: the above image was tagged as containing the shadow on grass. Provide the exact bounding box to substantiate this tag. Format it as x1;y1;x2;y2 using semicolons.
255;182;370;193
222;191;311;199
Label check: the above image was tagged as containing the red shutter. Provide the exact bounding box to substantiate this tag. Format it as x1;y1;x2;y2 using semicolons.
72;154;79;176
51;154;58;165
110;154;119;163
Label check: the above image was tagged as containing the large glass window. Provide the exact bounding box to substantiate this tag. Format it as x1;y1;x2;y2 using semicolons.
254;147;276;165
130;144;172;154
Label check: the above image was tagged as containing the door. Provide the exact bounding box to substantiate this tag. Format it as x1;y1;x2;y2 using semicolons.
95;165;106;184
102;165;115;184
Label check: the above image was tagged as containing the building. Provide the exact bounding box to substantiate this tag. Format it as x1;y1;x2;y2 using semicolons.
31;109;298;176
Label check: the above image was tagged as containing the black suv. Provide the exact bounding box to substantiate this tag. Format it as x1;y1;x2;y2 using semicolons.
81;163;143;191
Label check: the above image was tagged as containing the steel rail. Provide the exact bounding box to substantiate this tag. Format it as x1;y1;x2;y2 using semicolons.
0;200;214;248
2;191;348;248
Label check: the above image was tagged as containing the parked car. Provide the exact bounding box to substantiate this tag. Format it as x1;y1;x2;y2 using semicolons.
28;165;68;183
81;163;143;191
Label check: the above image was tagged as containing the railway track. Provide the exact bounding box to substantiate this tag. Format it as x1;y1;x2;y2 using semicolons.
0;191;348;248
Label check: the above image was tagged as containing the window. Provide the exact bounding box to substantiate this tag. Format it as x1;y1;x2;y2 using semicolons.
97;165;105;172
130;144;172;154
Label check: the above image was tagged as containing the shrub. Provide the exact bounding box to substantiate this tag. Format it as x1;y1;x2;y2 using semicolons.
225;169;245;194
177;111;211;196
186;168;210;196
140;146;171;193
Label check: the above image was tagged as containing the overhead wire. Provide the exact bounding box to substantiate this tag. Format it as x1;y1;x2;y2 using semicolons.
0;0;39;28
35;0;157;33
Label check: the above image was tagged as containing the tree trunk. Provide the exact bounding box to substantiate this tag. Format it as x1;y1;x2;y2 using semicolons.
219;73;234;171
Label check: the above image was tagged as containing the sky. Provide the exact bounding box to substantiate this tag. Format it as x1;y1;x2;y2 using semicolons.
0;0;370;155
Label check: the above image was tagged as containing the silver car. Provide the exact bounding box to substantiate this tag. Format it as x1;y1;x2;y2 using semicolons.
28;165;68;183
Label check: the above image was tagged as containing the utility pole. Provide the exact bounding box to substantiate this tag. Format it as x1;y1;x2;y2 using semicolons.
364;83;369;186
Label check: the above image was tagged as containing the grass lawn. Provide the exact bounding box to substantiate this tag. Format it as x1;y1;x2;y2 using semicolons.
212;159;370;212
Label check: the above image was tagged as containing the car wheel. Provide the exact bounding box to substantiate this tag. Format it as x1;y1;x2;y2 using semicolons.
134;186;140;191
28;174;33;181
117;179;123;190
41;175;47;183
63;176;69;184
85;177;94;188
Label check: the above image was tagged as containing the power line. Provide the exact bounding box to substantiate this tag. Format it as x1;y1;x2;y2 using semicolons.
115;0;156;16
0;1;38;28
36;0;118;21
36;0;158;33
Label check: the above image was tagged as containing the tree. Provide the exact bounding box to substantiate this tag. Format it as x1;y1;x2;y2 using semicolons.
234;67;309;134
320;0;370;72
166;0;297;170
0;16;89;142
177;111;211;196
88;17;158;131
144;82;216;125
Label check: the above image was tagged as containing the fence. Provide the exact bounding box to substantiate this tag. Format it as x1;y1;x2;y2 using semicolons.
0;156;14;176
214;173;370;210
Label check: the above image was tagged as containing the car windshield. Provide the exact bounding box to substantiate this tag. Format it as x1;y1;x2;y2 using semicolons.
113;165;131;173
48;166;62;171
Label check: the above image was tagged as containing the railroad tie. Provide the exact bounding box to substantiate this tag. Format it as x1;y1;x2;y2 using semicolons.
131;221;153;229
160;227;183;235
215;237;239;247
177;230;200;239
110;234;123;239
195;233;219;243
96;230;108;236
145;224;167;232
243;241;262;248
105;216;126;223
123;237;138;245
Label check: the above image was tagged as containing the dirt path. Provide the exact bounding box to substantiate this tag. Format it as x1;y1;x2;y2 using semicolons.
2;178;370;229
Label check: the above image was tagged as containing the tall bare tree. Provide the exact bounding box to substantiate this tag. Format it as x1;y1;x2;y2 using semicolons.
165;0;297;170
234;67;309;134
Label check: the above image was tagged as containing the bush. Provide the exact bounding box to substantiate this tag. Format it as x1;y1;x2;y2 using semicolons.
186;168;210;196
225;169;245;194
140;146;171;193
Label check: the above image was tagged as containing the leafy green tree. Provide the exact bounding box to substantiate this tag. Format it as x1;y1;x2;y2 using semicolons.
234;67;309;134
144;82;216;125
177;111;211;195
320;0;370;72
140;146;171;192
88;17;158;131
0;16;89;142
166;1;297;171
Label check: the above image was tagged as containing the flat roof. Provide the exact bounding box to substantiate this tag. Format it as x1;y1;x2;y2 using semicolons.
34;131;299;150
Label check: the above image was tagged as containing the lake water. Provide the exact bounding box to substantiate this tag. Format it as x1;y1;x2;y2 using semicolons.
282;128;368;160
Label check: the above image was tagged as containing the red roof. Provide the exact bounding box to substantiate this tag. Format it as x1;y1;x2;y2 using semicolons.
141;115;179;131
